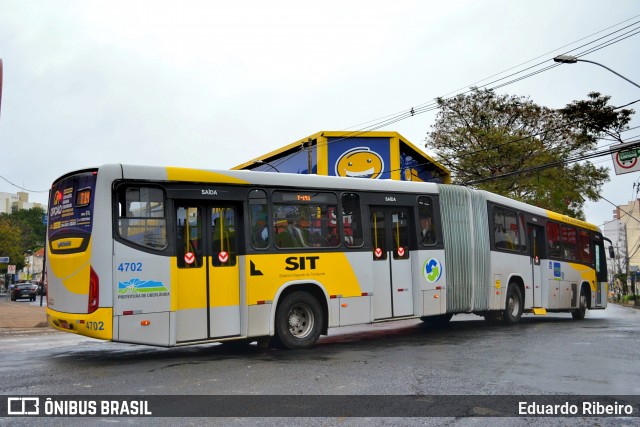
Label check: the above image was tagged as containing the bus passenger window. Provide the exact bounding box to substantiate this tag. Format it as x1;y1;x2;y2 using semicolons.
578;230;591;263
493;206;519;251
547;221;562;258
272;191;338;249
341;193;363;248
275;212;309;248
117;186;168;250
249;190;269;249
561;225;577;261
418;196;436;246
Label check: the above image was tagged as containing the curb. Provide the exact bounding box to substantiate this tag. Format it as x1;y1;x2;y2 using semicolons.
0;299;48;329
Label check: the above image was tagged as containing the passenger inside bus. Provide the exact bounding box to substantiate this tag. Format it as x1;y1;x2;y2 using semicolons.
251;212;269;248
419;215;435;245
276;213;309;248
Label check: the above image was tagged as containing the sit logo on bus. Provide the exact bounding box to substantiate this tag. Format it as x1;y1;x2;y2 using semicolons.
285;256;319;271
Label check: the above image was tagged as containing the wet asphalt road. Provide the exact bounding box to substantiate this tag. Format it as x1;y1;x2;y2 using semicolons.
1;303;639;426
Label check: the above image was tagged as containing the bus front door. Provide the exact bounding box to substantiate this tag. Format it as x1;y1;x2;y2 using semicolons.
370;207;413;320
175;203;241;342
528;223;545;308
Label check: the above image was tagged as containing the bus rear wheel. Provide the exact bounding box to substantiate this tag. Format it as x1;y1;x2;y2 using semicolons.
572;288;587;320
503;283;523;325
275;291;323;350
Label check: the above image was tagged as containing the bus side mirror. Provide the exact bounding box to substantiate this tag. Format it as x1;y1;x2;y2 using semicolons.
608;245;615;259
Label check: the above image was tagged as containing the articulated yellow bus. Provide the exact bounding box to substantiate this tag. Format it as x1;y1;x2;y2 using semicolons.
46;165;611;349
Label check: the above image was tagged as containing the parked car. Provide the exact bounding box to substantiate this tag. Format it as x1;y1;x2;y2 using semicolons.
37;283;46;296
11;283;37;301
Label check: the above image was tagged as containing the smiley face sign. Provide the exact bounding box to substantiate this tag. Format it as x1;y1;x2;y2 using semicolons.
335;147;385;179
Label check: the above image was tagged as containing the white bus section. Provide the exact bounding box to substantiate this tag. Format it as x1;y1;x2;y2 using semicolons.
46;165;608;348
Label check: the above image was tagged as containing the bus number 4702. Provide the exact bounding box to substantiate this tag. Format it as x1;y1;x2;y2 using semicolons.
87;321;104;331
117;262;143;272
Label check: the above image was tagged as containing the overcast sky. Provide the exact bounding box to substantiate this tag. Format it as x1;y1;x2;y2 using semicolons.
1;1;639;227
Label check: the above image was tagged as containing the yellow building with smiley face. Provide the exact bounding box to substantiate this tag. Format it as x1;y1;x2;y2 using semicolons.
233;131;451;183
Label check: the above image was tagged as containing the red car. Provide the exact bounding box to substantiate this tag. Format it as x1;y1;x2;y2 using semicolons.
11;283;37;301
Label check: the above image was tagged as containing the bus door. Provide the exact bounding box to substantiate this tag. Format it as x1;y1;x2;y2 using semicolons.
370;206;413;319
175;203;241;342
527;223;545;307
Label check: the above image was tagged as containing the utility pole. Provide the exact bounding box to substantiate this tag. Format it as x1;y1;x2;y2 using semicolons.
39;245;47;306
305;138;314;174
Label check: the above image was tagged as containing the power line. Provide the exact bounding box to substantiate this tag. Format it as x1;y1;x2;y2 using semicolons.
341;16;640;134
264;97;638;176
463;139;640;185
305;23;640;157
336;17;640;136
0;175;49;193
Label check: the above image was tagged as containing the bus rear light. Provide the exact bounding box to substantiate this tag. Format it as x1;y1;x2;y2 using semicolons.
88;266;99;314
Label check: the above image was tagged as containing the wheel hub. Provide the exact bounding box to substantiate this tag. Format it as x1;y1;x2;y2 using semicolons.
289;314;301;328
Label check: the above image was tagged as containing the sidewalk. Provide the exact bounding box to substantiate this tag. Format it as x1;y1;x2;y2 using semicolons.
0;296;48;328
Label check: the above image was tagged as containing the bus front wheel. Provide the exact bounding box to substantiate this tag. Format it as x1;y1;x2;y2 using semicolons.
503;283;523;325
572;288;587;320
275;291;323;350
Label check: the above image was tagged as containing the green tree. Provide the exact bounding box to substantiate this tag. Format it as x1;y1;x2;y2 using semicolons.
426;89;633;219
0;207;46;276
10;207;47;251
0;217;25;272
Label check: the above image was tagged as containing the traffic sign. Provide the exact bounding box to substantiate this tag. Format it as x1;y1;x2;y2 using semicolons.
7;265;15;274
0;257;8;263
612;143;640;175
618;148;640;162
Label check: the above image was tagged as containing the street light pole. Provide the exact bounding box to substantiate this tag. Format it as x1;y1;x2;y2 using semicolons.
553;55;640;90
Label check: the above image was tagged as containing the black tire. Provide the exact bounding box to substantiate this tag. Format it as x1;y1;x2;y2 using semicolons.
503;283;523;325
572;287;587;320
275;291;323;349
420;313;453;327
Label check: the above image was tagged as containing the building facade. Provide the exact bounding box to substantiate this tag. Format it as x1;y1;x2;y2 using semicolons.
613;200;640;270
233;131;451;183
603;219;627;283
0;191;42;214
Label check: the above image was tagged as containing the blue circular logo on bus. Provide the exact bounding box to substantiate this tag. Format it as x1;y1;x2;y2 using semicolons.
423;258;443;283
